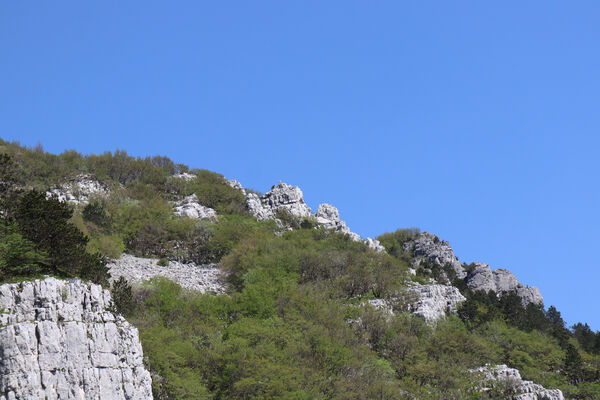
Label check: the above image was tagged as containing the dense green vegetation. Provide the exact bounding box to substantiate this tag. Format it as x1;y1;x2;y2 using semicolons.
3;138;600;399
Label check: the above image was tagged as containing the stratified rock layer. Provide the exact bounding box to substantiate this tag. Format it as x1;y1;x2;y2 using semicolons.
0;277;152;400
108;254;226;294
472;365;564;400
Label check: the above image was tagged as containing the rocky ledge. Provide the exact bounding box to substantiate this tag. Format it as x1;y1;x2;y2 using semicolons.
472;364;564;400
107;254;226;294
0;277;152;400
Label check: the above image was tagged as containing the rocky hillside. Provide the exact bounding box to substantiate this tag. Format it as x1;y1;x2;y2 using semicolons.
1;140;598;399
0;278;152;400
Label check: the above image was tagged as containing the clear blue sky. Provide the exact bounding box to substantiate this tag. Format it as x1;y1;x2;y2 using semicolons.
2;2;599;329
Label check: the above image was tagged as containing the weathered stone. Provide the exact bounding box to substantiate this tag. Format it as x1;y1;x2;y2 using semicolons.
466;263;544;306
472;365;564;400
315;204;350;234
0;277;152;400
405;284;466;322
172;172;196;181
46;174;110;206
107;254;226;294
173;194;217;220
261;182;312;219
403;232;466;279
466;262;496;293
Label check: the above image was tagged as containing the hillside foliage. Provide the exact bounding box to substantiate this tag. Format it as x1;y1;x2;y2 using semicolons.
2;138;600;399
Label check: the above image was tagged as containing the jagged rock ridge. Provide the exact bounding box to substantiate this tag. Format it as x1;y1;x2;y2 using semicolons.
472;364;564;400
108;254;226;294
403;232;543;306
229;180;385;252
0;277;152;400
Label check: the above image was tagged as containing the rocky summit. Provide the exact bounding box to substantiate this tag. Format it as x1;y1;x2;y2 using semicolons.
0;278;152;400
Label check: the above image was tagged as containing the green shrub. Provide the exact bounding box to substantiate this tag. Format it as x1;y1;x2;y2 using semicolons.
158;258;169;267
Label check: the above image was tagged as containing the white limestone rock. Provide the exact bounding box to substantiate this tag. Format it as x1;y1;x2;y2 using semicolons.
172;172;196;181
404;284;466;323
402;232;466;279
466;262;497;293
107;254;226;294
261;182;312;219
315;204;350;234
46;174;110;206
0;277;152;400
173;194;217;220
472;365;564;400
466;263;543;306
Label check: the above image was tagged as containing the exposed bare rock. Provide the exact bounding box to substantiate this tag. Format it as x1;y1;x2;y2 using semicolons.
466;262;496;293
366;284;465;323
466;263;543;306
173;194;217;220
315;203;351;234
261;182;312;219
404;284;466;322
363;237;386;252
472;365;564;400
172;172;196;181
0;277;152;400
107;254;226;294
402;232;466;279
46;174;110;206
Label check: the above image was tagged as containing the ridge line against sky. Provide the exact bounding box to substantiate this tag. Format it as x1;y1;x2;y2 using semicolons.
1;1;599;329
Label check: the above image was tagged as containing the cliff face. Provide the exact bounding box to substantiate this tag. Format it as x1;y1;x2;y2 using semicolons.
0;277;152;400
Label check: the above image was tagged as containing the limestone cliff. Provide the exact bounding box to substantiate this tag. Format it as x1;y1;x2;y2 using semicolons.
0;278;152;400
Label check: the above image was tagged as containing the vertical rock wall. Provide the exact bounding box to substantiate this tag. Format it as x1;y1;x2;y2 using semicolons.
0;278;152;400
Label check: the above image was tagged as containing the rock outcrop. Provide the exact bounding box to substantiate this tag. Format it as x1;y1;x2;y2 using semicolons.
367;284;465;323
402;232;466;279
46;174;110;206
472;365;564;400
0;277;152;400
466;263;543;306
173;194;217;220
108;254;226;294
172;172;196;181
404;284;466;322
229;180;385;251
402;233;543;306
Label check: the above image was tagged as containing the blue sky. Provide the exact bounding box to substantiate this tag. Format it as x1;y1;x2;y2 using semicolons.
2;2;599;329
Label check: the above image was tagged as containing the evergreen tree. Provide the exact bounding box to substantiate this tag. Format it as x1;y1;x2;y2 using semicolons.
14;190;109;285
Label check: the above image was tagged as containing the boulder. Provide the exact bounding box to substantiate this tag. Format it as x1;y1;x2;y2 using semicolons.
0;277;152;400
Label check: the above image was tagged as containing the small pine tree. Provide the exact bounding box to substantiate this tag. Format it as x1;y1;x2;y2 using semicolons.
110;276;134;316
